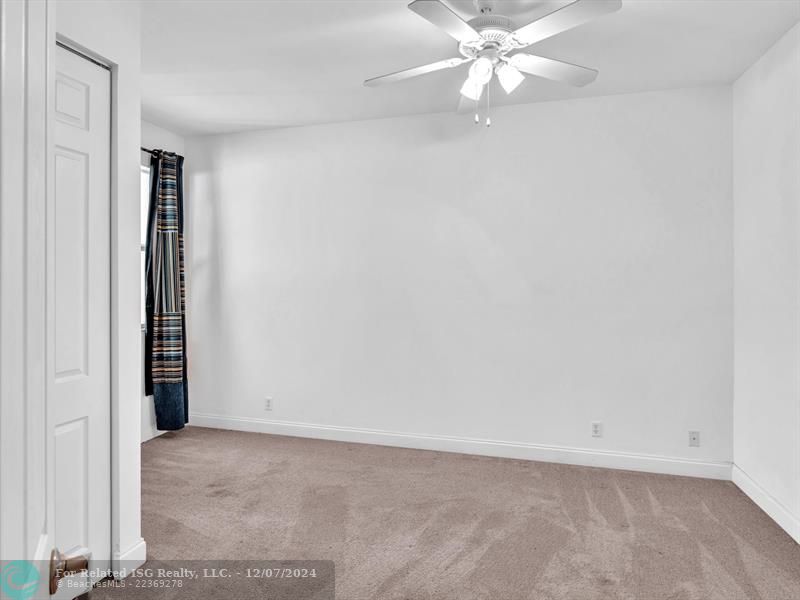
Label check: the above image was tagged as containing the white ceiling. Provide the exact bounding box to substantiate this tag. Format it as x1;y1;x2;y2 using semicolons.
141;0;800;135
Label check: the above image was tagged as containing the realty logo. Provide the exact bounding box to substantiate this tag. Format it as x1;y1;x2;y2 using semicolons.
0;561;40;600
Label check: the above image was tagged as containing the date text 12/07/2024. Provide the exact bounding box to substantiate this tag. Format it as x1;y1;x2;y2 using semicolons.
87;560;335;600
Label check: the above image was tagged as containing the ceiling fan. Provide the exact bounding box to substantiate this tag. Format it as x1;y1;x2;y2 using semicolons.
365;0;621;117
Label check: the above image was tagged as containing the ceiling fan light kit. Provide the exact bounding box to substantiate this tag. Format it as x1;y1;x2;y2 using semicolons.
460;77;484;101
469;56;494;84
496;62;524;94
364;0;622;125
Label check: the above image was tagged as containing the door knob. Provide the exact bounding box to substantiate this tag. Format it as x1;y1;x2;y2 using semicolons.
49;547;90;595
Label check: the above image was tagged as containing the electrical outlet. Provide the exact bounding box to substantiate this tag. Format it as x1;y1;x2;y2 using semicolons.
264;398;273;412
591;422;603;438
689;431;700;447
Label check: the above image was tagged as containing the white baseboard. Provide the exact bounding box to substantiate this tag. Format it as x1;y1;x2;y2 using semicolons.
190;412;732;480
141;395;166;443
732;464;800;544
141;426;165;443
113;537;147;578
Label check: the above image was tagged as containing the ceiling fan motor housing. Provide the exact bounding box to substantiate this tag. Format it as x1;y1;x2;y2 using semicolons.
469;15;513;37
459;15;513;58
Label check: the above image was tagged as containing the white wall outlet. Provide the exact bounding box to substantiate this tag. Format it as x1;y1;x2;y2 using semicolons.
689;431;700;447
591;422;603;438
264;397;273;412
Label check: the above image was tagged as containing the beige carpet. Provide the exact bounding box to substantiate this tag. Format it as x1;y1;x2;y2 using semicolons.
103;426;799;599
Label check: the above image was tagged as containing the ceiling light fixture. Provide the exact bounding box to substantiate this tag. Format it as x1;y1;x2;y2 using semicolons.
468;56;494;85
364;0;621;125
496;62;524;94
459;76;483;101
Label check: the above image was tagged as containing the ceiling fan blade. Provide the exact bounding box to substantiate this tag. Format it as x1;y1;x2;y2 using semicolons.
509;53;598;87
511;0;621;48
408;0;482;43
364;57;471;87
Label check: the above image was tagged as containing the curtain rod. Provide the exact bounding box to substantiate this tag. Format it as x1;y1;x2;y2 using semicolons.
141;146;183;158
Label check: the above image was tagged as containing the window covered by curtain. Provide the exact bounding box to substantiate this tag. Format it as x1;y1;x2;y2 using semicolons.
144;151;188;430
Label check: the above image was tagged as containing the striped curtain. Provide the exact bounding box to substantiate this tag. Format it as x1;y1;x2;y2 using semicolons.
144;152;188;430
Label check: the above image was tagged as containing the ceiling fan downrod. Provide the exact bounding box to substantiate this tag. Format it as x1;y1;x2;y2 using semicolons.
474;0;496;15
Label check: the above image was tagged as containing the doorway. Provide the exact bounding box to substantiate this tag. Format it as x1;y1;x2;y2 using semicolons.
50;42;112;588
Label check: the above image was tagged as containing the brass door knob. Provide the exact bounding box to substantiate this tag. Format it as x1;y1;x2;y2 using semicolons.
49;548;90;595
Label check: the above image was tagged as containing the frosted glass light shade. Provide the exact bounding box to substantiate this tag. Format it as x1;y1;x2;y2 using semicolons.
497;63;524;94
468;57;494;85
459;77;483;101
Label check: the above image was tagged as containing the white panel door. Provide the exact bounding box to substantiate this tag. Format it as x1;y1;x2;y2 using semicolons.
49;45;111;592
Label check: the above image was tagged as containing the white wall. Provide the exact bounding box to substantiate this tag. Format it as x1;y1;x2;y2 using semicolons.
56;0;146;571
184;86;733;478
141;120;186;442
733;22;800;543
142;120;186;158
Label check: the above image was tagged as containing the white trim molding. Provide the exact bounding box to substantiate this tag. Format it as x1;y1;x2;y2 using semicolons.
0;0;51;563
732;464;800;544
112;537;147;578
189;413;732;480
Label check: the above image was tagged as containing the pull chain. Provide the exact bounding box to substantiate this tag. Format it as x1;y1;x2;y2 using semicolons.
486;81;492;127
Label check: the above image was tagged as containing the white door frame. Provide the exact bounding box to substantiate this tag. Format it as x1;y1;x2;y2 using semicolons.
0;0;50;565
0;0;145;577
